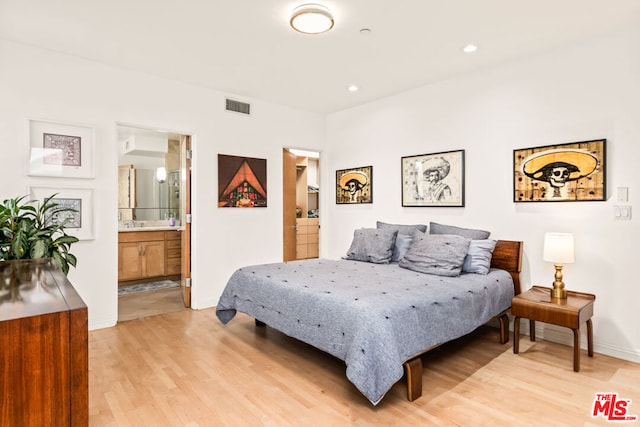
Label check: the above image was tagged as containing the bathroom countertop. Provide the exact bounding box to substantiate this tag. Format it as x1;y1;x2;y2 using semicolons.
118;226;184;232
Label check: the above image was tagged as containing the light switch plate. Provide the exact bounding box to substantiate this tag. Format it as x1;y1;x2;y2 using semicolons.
617;187;629;202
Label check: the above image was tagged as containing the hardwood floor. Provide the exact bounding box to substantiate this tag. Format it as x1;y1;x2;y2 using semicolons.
90;309;640;426
118;287;186;322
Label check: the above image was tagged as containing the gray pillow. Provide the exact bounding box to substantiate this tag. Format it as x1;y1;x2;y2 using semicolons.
344;228;398;264
376;221;427;262
462;239;497;274
429;222;490;240
399;233;471;276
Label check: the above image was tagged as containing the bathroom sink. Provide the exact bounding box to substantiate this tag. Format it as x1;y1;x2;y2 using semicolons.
118;225;183;232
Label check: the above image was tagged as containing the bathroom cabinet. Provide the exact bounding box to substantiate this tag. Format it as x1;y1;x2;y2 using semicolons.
118;229;182;285
118;231;166;284
164;229;182;276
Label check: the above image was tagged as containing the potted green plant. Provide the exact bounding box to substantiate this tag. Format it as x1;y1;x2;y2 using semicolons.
0;194;79;275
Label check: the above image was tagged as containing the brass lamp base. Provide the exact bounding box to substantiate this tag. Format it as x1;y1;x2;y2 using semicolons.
551;263;567;300
551;286;567;299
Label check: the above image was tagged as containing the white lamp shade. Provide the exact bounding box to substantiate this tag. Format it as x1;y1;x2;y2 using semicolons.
290;4;334;34
156;166;167;182
543;232;575;264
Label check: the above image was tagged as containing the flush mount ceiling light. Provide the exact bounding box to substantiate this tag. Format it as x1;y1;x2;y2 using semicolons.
290;4;334;34
462;44;478;53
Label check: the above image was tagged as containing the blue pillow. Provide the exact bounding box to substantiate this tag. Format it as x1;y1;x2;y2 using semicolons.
399;233;471;277
344;228;398;264
429;222;490;240
393;233;415;262
376;221;427;262
462;239;497;274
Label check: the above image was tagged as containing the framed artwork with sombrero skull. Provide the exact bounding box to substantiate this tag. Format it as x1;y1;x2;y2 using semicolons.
401;150;465;207
514;139;606;202
336;166;372;204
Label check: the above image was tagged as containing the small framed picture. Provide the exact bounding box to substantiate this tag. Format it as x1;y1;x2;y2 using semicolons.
29;186;94;240
28;119;95;178
513;139;606;202
218;154;267;207
401;150;465;207
336;166;372;204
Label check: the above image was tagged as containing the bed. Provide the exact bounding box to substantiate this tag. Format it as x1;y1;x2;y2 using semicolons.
216;224;523;405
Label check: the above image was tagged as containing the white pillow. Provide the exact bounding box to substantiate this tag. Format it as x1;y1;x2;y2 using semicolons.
462;239;497;275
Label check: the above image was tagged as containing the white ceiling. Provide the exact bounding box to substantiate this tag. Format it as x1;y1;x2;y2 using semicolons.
1;1;640;113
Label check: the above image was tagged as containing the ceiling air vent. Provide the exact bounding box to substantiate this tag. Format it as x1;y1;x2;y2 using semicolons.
225;98;251;115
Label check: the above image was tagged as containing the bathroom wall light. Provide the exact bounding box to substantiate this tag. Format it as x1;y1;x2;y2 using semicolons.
156;166;167;183
290;4;334;34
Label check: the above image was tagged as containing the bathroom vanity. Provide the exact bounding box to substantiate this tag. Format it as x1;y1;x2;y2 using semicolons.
118;228;182;286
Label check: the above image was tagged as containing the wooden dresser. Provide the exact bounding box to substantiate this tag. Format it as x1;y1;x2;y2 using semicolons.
0;258;88;426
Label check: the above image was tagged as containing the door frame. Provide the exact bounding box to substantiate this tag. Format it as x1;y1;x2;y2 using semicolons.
282;147;321;261
180;135;192;307
115;123;194;314
282;148;297;261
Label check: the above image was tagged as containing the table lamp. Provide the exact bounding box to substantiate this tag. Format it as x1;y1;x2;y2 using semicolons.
543;232;574;299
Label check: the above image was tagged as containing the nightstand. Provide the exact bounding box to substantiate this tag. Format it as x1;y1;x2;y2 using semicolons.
512;285;595;372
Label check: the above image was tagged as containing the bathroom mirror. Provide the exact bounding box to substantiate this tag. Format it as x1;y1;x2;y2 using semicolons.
117;125;182;223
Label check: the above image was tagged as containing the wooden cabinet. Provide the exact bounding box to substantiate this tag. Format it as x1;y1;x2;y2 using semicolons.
165;230;182;277
296;217;319;259
118;231;166;284
118;230;182;285
0;258;88;426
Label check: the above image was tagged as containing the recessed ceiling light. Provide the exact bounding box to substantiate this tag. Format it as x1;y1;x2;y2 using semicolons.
462;44;478;53
290;4;334;34
360;28;371;35
347;84;359;92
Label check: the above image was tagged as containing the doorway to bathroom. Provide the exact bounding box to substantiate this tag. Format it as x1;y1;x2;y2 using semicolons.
116;124;192;321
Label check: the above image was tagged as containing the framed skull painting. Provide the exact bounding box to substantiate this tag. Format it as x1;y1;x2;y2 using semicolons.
336;166;372;204
401;150;465;207
513;139;606;202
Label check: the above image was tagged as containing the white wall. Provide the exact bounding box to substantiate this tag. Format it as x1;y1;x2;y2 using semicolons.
0;39;325;329
2;24;638;363
324;25;640;362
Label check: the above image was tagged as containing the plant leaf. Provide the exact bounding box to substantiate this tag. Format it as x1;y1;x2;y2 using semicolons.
51;251;69;275
53;235;80;245
66;253;77;267
31;239;48;258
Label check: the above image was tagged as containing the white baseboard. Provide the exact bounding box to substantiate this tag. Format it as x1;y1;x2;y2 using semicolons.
89;318;117;331
192;298;217;311
513;320;640;364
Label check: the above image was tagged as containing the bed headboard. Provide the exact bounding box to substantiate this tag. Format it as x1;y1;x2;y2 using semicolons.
491;240;523;295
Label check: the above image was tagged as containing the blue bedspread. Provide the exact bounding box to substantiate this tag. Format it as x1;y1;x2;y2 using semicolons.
216;258;514;405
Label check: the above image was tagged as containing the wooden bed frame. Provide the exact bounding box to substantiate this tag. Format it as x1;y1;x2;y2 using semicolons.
254;239;524;403
403;239;523;401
